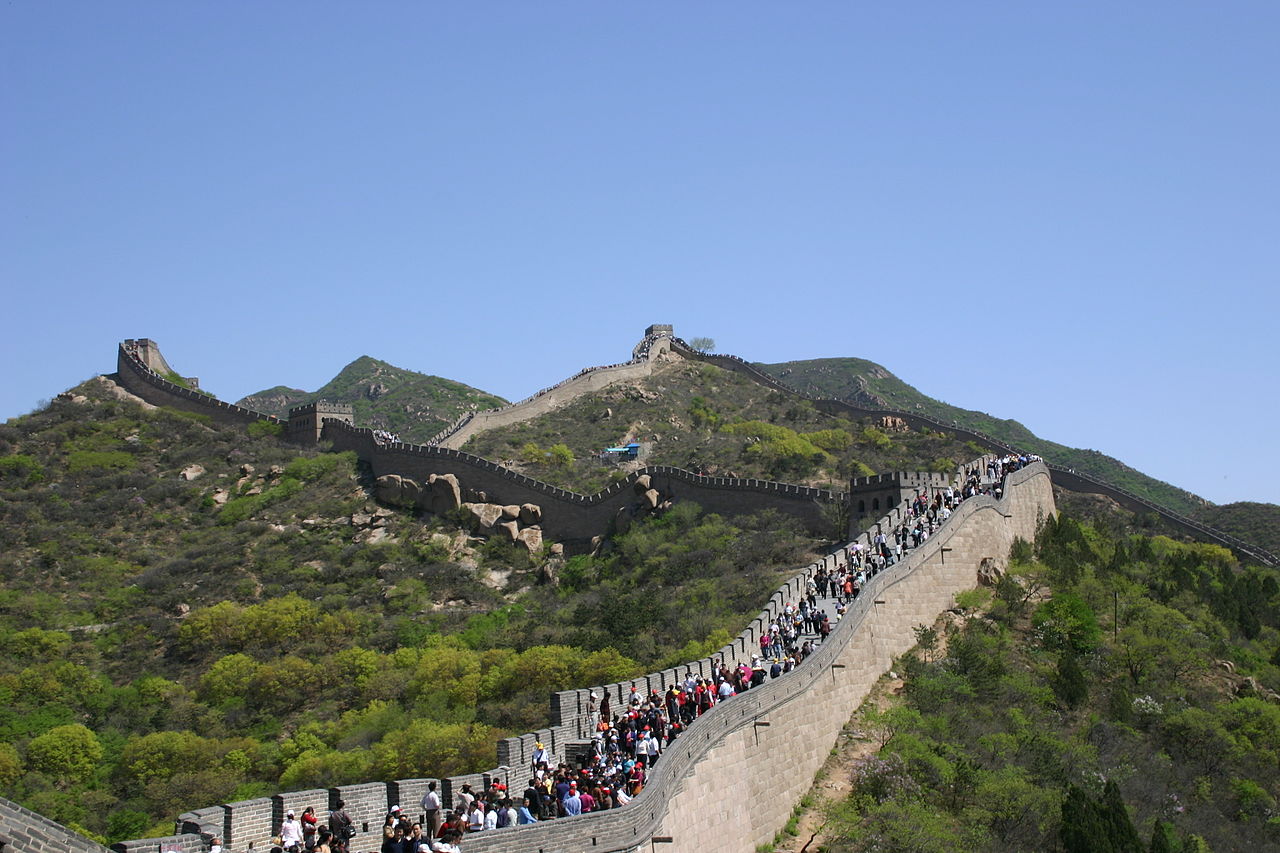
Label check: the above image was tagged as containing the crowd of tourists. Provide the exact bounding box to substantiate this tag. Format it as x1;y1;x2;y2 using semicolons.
372;429;402;445
260;454;1038;851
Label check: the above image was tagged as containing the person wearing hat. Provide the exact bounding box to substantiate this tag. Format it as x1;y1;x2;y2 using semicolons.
281;809;304;853
563;781;583;816
531;740;548;770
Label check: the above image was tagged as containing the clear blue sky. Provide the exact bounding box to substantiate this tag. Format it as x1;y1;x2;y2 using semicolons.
3;2;1276;506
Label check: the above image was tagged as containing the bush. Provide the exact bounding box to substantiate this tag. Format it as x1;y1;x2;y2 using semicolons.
1032;593;1102;654
66;450;136;473
247;420;284;439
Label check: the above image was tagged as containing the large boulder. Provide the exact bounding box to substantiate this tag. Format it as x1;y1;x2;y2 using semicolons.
497;520;521;542
501;505;521;521
180;464;206;481
427;474;462;514
642;488;661;510
518;526;543;553
976;557;1005;587
375;474;406;505
519;503;543;525
614;506;633;536
633;474;652;493
461;502;504;531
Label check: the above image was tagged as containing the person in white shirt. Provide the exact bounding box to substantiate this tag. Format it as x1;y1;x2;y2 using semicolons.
280;811;304;853
419;782;442;838
483;804;497;831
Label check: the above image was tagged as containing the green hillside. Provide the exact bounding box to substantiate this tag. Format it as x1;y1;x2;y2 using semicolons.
759;357;1209;517
461;357;984;495
0;382;818;842
1193;502;1280;558
779;514;1280;853
238;356;507;443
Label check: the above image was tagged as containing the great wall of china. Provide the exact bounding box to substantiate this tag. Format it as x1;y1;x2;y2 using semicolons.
1;333;1262;853
112;334;1277;566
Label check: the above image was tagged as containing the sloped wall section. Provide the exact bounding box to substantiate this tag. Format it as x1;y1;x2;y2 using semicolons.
322;421;843;544
0;797;112;853
450;460;1055;853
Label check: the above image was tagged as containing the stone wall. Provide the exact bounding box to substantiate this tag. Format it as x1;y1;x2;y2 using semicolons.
113;343;278;429
0;797;111;853
447;460;1055;853
433;333;674;450
323;422;843;546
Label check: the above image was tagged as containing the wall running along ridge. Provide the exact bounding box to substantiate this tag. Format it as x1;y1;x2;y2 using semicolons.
103;459;1050;853
323;421;842;545
113;343;280;429
110;338;1272;565
429;333;674;449
665;340;1277;567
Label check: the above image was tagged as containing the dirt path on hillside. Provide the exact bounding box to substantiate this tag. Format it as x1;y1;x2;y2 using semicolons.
771;611;962;853
769;673;901;853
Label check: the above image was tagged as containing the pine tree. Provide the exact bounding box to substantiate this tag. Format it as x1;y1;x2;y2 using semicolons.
1053;650;1089;709
1100;780;1143;853
1149;821;1176;853
1061;785;1112;853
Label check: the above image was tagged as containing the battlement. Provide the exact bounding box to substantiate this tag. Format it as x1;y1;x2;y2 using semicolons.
287;400;354;444
287;400;354;416
849;471;952;491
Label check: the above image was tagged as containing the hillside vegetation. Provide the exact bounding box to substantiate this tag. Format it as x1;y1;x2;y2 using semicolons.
793;514;1280;853
759;358;1209;517
462;358;982;494
238;356;507;444
0;383;821;843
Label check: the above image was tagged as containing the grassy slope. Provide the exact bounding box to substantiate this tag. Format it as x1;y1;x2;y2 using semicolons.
461;357;985;494
759;357;1210;516
798;515;1280;853
0;381;824;840
238;356;507;443
1192;502;1280;557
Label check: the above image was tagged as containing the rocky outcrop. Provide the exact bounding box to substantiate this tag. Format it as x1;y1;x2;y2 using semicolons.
976;557;1004;587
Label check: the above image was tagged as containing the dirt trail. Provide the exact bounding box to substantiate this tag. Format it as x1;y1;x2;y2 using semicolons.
771;610;963;852
770;673;902;853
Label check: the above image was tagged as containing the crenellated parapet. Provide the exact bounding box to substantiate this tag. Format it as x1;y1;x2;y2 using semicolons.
116;461;1053;853
115;342;280;429
322;420;844;545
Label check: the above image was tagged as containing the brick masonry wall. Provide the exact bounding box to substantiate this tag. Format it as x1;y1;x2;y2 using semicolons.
0;797;112;853
445;461;1055;853
323;423;840;545
113;345;278;429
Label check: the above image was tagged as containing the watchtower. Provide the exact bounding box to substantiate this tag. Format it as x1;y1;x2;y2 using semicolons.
122;338;200;387
634;324;675;361
287;400;354;444
847;470;953;527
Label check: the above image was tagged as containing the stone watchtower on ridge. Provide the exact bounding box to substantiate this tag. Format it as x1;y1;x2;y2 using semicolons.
287;401;354;444
847;470;954;532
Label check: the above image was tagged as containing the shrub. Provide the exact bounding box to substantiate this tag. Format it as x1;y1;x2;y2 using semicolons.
247;420;284;439
66;450;136;473
0;454;45;484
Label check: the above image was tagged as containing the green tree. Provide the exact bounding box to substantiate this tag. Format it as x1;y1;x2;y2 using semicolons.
1052;650;1090;709
1099;780;1143;853
0;742;23;788
687;336;715;352
1148;821;1176;853
547;443;574;467
26;724;103;786
370;719;497;780
1032;593;1102;654
1061;784;1111;853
